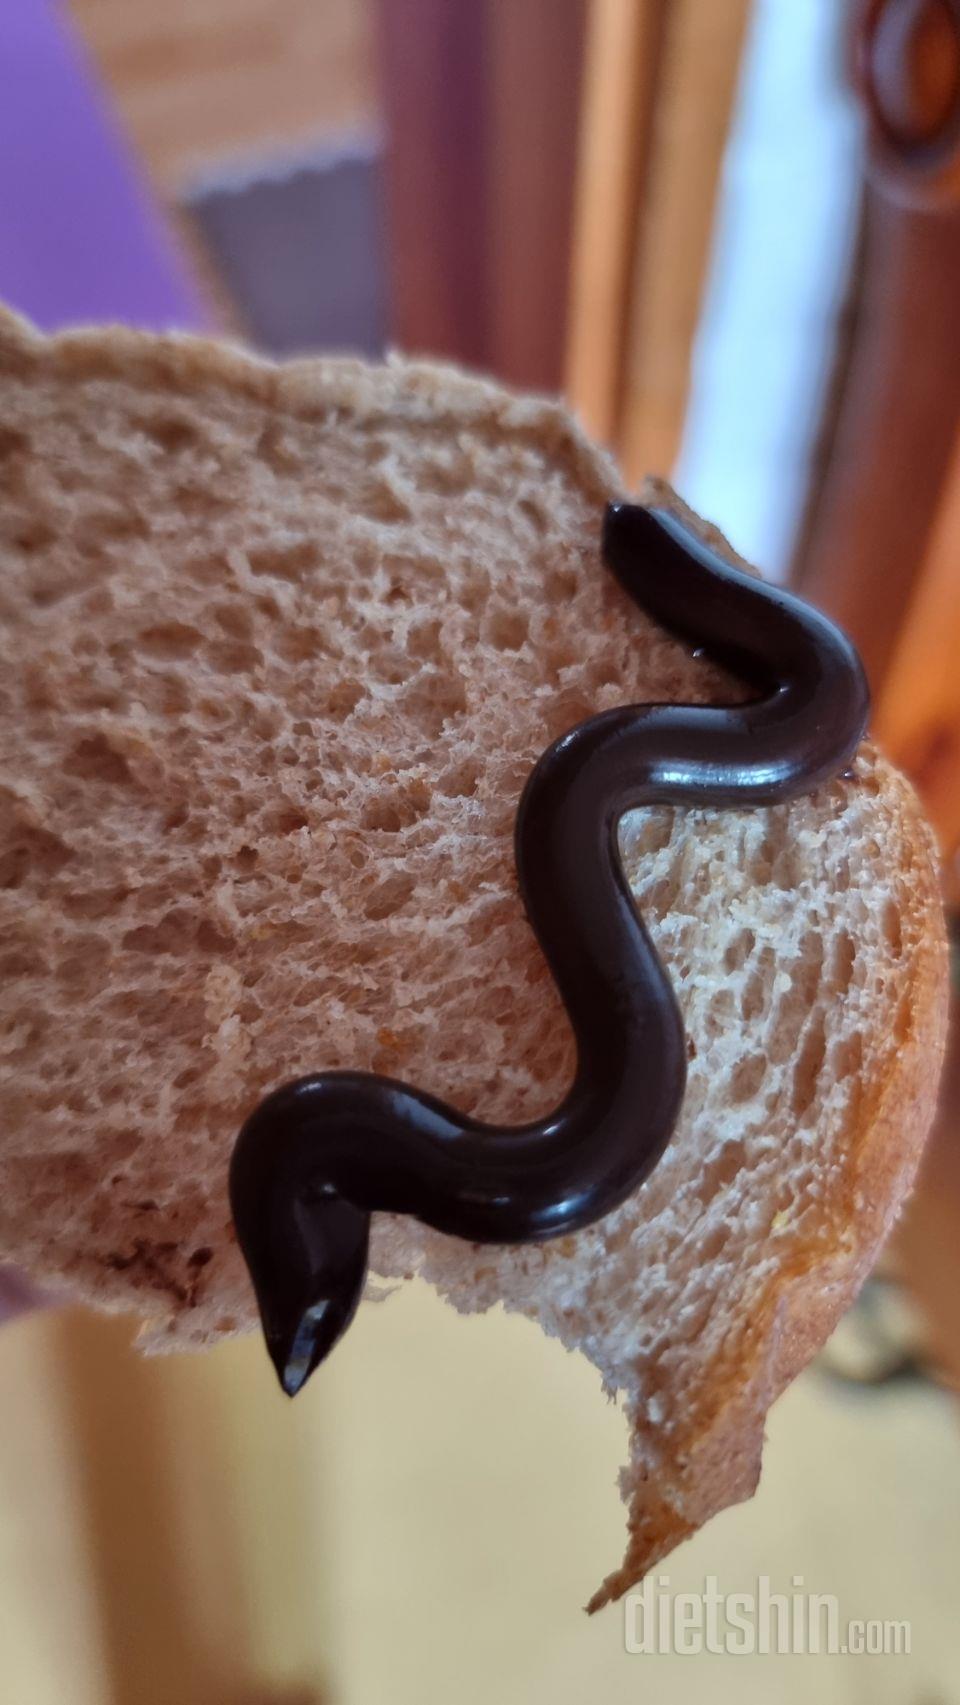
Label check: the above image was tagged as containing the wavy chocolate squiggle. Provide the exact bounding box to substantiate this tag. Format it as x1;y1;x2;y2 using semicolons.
229;503;869;1394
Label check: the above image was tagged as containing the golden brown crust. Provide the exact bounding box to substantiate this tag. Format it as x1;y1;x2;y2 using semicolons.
588;764;948;1610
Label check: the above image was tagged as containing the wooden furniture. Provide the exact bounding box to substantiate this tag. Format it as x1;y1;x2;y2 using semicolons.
567;0;750;471
796;0;960;1385
797;0;960;722
376;0;586;389
69;0;376;193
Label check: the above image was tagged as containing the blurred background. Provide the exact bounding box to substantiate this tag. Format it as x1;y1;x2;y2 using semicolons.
3;0;960;1699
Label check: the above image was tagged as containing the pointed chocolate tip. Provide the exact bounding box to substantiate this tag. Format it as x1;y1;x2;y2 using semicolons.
279;1357;312;1399
267;1298;338;1399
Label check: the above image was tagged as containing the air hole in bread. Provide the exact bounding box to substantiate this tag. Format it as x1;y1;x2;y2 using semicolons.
546;565;578;601
622;812;674;859
883;898;903;958
0;426;29;462
831;930;856;995
10;518;56;554
173;482;228;519
831;1031;863;1081
276;626;323;665
0;946;42;978
363;872;416;921
371;646;414;687
460;570;489;613
699;1139;747;1197
75;508;148;554
81;587;115;619
196;920;234;955
68;734;134;787
197;695;231;724
29;579;72;608
588;659;621;691
183;551;230;588
697;1223;729;1263
74;683;124;716
415;449;473;497
543;642;578;680
791;932;824;1005
159;676;189;717
204;638;263;676
894;993;912;1043
791;1012;827;1118
213;602;254;641
361;782;431;833
729;1053;766;1104
264;804;308;835
122;910;198;956
437;758;480;798
138;621;202;661
401;669;467;737
518;494;547;528
723;928;756;973
141;415;200;455
63;885;128;920
57;937;111;986
485;608;529;651
406;618;443;661
248;539;318;582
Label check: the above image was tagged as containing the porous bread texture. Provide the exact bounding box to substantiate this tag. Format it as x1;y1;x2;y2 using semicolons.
0;305;947;1607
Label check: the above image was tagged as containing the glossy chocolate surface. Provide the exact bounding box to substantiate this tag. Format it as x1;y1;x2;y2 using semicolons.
229;503;870;1395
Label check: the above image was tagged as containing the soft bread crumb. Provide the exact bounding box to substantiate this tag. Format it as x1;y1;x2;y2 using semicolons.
0;306;947;1606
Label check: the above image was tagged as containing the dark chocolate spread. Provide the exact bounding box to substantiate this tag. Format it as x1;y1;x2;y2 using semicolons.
229;502;869;1395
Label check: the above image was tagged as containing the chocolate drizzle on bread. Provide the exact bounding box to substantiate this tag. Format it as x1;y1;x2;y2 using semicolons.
229;503;870;1396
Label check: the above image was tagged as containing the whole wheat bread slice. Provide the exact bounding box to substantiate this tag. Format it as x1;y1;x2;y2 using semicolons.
0;305;947;1608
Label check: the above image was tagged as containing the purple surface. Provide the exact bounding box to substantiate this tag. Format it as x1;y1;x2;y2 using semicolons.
0;0;208;1319
0;0;209;332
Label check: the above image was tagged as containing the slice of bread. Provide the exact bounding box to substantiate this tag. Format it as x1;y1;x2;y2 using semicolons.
0;305;947;1608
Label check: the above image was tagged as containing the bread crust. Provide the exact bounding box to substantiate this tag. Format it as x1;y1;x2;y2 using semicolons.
0;304;947;1607
588;759;948;1608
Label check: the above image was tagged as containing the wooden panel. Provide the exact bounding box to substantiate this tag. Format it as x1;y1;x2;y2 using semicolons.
897;1007;960;1390
376;0;585;388
484;0;587;390
795;193;960;694
565;0;665;443
875;423;960;858
375;0;489;370
69;0;376;190
619;0;753;482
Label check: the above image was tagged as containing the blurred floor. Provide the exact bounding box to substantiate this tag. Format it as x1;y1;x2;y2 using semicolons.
1;1279;958;1703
